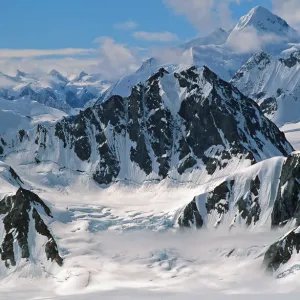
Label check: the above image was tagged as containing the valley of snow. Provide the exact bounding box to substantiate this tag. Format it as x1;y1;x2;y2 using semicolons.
2;5;300;300
1;152;300;299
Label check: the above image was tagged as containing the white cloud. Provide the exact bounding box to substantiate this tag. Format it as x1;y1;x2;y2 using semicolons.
0;37;143;80
114;21;138;30
0;76;15;88
0;48;95;58
133;31;179;42
150;47;191;65
163;0;250;33
92;36;142;79
227;26;284;53
272;0;300;30
0;57;99;77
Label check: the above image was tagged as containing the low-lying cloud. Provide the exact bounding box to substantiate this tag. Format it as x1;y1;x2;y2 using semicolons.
163;0;250;34
133;31;179;42
0;48;95;58
272;0;300;30
227;26;285;54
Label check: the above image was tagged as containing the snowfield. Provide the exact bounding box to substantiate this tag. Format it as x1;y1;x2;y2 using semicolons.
1;5;300;300
0;159;300;299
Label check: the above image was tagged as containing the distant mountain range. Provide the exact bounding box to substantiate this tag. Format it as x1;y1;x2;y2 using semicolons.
0;69;111;112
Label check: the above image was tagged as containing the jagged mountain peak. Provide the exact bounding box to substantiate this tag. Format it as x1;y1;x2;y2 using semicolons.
178;28;229;50
232;51;272;76
0;187;63;268
234;5;294;35
78;71;89;81
49;69;68;82
232;49;300;125
0;65;292;186
15;69;28;78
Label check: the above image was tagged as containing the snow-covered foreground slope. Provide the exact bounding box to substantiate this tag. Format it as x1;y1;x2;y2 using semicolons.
0;149;299;298
0;141;299;298
1;174;300;299
179;152;300;230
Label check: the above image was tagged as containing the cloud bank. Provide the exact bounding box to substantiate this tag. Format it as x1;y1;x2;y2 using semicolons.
114;21;139;30
163;0;248;34
133;31;179;42
272;0;300;30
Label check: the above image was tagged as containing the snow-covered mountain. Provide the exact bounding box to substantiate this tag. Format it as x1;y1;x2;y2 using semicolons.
0;69;111;112
232;51;300;126
228;6;298;39
0;161;62;272
99;6;300;103
0;66;292;186
1;5;300;297
177;28;230;50
179;151;300;230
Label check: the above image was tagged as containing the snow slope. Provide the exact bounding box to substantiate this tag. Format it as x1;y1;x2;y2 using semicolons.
0;97;66;134
0;160;299;299
232;51;300;126
0;66;292;187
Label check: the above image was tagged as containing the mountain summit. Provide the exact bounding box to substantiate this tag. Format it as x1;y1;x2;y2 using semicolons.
232;5;296;36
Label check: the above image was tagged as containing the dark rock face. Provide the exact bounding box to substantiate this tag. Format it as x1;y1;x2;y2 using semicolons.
19;66;291;186
263;227;300;273
272;153;300;227
8;166;24;185
178;197;203;229
178;153;300;230
178;175;262;229
260;97;278;116
206;181;232;215
279;51;300;68
0;188;63;268
236;176;261;226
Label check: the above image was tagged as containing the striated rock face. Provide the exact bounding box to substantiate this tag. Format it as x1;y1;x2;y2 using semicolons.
0;66;292;186
272;152;300;227
178;152;300;230
178;197;203;229
0;188;63;268
263;226;300;273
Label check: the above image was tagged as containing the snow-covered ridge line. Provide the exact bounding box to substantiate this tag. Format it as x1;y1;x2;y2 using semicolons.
179;152;300;234
232;50;300;126
0;66;293;187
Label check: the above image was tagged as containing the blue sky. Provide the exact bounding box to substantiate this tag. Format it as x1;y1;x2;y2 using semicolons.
1;0;272;49
3;0;300;77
